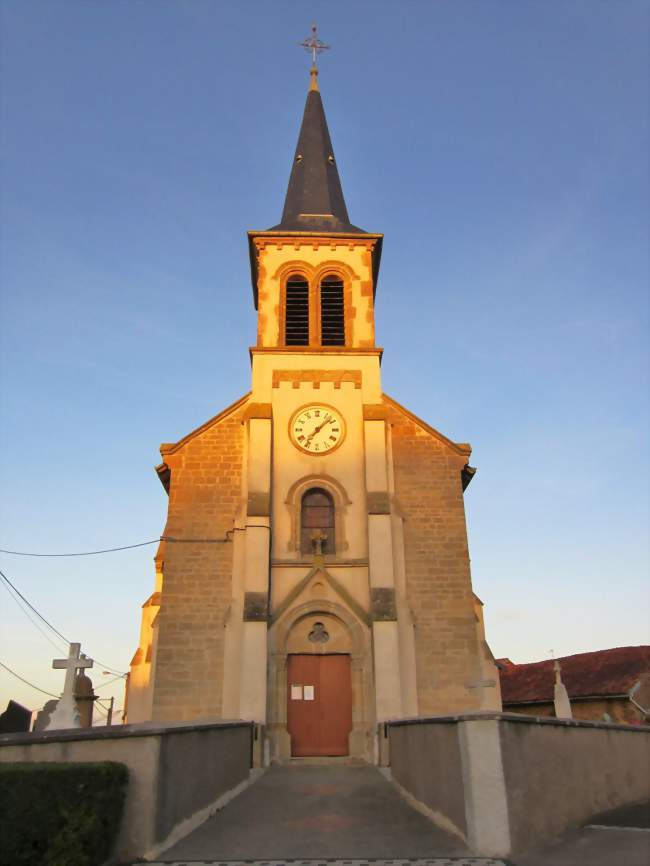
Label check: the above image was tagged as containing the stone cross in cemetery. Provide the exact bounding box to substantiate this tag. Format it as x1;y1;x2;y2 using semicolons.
45;642;94;731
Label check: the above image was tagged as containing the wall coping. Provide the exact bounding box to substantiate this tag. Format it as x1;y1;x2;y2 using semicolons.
387;711;650;733
0;718;252;748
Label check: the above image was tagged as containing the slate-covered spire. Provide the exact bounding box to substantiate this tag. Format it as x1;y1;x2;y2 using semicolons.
269;67;365;234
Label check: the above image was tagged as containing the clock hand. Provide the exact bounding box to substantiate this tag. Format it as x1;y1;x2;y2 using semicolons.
304;425;321;446
304;417;331;446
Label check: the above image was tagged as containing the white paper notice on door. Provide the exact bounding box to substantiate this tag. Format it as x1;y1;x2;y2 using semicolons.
303;685;315;701
290;684;303;701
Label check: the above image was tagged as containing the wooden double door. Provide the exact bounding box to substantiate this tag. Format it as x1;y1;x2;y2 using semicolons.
287;654;352;757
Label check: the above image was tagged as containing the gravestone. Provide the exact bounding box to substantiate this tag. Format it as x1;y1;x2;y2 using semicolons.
33;699;58;732
74;670;96;728
0;700;32;733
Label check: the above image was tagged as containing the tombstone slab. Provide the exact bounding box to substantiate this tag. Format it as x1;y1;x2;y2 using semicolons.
0;700;32;734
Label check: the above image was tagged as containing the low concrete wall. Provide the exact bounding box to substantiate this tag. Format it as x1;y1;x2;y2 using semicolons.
389;712;650;858
500;717;650;852
0;719;253;863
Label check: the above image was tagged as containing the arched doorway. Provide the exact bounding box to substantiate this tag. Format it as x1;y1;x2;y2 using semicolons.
267;598;375;763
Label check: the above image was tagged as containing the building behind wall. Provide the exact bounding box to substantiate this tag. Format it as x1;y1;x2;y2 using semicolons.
498;646;650;724
126;64;500;762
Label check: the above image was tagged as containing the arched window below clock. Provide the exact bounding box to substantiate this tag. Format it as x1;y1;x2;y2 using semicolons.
300;488;335;555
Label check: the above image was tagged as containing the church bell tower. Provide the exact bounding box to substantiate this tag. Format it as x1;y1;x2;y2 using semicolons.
126;52;501;763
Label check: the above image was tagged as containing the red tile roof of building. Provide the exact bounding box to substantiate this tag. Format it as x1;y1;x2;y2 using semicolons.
499;646;650;704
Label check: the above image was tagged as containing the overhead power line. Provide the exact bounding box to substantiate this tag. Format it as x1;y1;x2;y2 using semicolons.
0;660;59;701
0;530;259;559
95;674;125;690
0;568;70;644
0;579;68;654
0;568;126;676
0;539;160;557
93;700;109;718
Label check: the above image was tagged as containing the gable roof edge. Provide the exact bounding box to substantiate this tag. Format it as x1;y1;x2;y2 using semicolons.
382;393;472;457
159;392;250;458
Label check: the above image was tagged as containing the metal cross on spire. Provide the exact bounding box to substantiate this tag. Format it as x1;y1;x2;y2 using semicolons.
300;23;330;67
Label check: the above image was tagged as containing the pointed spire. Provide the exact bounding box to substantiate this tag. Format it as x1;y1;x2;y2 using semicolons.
268;69;365;234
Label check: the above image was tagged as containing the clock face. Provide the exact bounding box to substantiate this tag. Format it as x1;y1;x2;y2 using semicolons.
290;404;345;455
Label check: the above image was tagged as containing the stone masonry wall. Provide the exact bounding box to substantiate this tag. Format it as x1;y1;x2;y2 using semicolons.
388;403;483;714
152;401;247;721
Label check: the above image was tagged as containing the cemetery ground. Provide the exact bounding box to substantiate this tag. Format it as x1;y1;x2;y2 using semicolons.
141;764;650;866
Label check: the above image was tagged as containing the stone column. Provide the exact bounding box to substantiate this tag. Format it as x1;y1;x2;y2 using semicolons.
239;409;272;722
364;412;402;722
458;719;511;857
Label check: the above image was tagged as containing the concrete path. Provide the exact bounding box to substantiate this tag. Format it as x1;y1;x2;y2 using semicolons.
516;800;650;866
515;826;650;866
148;765;494;864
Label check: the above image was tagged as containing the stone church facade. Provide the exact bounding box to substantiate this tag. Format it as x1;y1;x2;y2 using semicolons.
126;67;500;762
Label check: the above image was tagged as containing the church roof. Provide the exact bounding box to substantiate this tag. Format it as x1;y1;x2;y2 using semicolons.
499;646;650;704
268;67;364;235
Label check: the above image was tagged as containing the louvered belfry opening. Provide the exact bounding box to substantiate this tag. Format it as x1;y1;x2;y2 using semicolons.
301;488;335;554
285;275;309;345
320;275;345;346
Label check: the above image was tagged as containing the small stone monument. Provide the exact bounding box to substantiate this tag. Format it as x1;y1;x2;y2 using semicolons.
33;699;58;732
0;700;32;734
74;662;96;728
553;659;572;719
46;643;94;731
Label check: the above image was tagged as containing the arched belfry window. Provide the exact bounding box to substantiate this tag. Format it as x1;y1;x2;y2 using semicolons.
320;275;345;346
301;488;335;555
285;274;309;346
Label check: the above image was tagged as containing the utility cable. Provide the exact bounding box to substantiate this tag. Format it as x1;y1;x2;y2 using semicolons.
0;660;59;700
0;569;126;676
90;659;125;677
0;539;160;557
95;674;125;690
93;701;109;718
0;579;69;655
0;527;272;558
0;568;70;645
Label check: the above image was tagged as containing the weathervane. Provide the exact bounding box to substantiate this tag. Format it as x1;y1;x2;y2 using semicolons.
300;24;330;67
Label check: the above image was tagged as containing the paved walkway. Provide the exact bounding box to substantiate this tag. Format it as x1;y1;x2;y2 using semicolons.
516;801;650;866
145;765;650;866
516;826;650;866
148;765;498;865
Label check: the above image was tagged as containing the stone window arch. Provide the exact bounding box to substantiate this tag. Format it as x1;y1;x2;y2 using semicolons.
285;475;351;557
300;488;335;554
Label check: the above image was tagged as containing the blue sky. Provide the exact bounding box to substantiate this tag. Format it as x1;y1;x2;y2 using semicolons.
1;1;648;716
